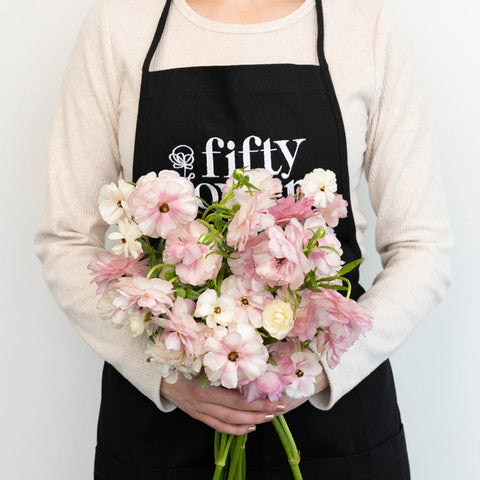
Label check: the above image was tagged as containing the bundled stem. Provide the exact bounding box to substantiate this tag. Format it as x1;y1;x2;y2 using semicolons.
212;415;302;480
271;415;303;480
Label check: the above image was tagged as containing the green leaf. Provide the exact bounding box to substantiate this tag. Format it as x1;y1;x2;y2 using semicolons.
315;284;348;291
337;258;364;276
300;340;311;350
267;356;278;366
263;336;279;346
176;287;186;298
163;269;177;282
196;196;210;208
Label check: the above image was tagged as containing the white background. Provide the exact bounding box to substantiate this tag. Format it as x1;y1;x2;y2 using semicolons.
1;0;478;478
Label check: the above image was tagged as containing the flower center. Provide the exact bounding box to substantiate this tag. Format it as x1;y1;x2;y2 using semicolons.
213;306;221;314
116;200;122;208
228;351;239;362
240;297;249;306
121;238;127;244
295;369;304;378
318;184;326;192
159;202;170;213
276;257;286;265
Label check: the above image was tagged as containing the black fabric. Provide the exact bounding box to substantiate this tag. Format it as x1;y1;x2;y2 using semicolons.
95;361;407;479
95;0;410;477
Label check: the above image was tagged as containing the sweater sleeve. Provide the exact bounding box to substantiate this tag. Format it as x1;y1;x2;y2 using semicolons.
310;2;452;410
34;0;176;412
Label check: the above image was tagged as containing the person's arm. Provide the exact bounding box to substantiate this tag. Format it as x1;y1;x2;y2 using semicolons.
34;0;287;431
310;2;452;410
34;0;177;412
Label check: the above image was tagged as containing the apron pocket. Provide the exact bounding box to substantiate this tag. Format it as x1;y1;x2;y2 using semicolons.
288;423;409;480
94;446;215;480
94;424;408;480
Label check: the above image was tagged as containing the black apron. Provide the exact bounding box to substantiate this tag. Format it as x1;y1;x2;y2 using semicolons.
94;1;410;478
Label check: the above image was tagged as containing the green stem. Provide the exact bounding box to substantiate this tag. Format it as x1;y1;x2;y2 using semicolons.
238;434;247;480
272;415;303;480
226;435;245;480
278;415;300;461
212;433;234;480
272;417;293;458
146;263;175;279
214;430;220;463
337;276;352;300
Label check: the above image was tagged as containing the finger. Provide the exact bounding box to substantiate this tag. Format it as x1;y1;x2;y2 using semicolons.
198;384;285;413
195;402;277;427
191;411;258;436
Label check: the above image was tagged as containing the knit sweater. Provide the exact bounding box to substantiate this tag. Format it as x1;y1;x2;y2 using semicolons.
34;0;452;413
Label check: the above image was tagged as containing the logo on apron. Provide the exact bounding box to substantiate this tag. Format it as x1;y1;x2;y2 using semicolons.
168;135;306;204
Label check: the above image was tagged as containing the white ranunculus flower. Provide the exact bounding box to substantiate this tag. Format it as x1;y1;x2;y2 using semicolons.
300;168;337;208
194;289;236;327
109;217;143;258
98;179;135;225
128;310;148;337
262;299;295;340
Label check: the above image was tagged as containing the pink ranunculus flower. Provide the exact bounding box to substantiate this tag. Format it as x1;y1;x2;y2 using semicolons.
313;289;373;368
88;251;149;294
289;290;320;342
147;334;202;384
227;190;276;252
97;288;130;327
113;276;174;316
268;195;314;225
284;350;323;398
269;336;302;357
202;323;269;389
227;234;264;281
303;215;343;277
314;289;373;331
126;170;198;239
310;233;344;278
316;193;348;228
240;355;295;403
163;220;222;286
220;275;272;328
315;327;351;370
154;297;205;357
252;222;309;289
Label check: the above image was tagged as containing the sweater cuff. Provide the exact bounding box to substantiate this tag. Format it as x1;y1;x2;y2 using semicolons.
118;341;178;413
308;357;336;410
157;379;178;413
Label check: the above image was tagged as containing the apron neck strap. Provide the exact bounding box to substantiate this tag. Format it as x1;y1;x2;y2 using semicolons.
315;0;326;64
142;0;326;73
142;0;173;73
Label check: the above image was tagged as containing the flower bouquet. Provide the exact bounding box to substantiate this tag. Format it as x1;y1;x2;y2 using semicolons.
88;167;373;480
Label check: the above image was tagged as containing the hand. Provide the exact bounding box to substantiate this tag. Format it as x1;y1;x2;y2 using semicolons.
160;374;286;435
281;371;330;414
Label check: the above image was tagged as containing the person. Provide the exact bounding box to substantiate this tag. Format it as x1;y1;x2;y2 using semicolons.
34;0;451;478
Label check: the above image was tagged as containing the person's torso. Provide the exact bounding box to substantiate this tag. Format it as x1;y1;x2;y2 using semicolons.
108;0;381;254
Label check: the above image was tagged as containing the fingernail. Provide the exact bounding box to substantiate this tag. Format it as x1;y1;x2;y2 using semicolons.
265;414;275;420
274;405;286;412
248;425;256;432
